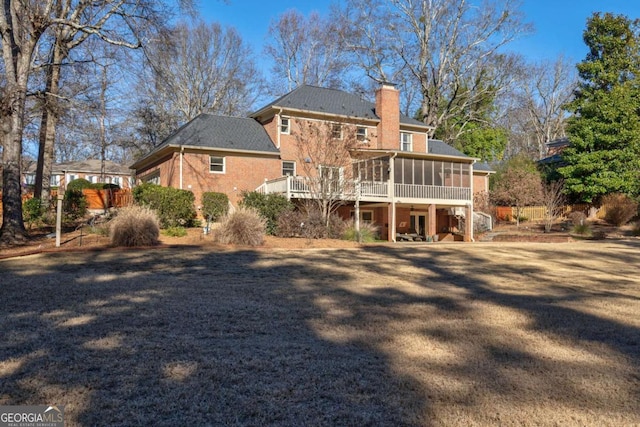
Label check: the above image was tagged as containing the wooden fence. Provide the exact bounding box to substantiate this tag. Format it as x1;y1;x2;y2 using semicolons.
496;203;608;222
0;189;133;215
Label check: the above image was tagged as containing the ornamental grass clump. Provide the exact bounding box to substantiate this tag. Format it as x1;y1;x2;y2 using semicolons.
343;221;379;243
110;205;160;247
213;208;266;246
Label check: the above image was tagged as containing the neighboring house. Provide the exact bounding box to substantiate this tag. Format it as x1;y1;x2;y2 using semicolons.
23;159;133;189
539;137;570;165
131;83;493;241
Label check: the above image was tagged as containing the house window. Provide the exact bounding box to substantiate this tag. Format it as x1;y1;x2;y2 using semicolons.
68;174;77;182
25;173;35;185
87;175;97;183
50;175;61;186
356;127;367;142
331;123;343;139
282;161;296;176
350;210;374;224
401;132;413;151
112;176;121;186
210;156;225;173
280;117;290;134
143;171;160;185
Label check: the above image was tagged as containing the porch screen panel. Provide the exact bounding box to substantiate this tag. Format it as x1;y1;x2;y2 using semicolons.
433;161;443;186
413;159;422;185
452;163;462;187
444;162;453;187
462;163;470;187
425;160;434;185
404;158;413;184
394;158;403;184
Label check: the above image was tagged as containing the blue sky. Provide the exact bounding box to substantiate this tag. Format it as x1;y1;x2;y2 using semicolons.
200;0;640;64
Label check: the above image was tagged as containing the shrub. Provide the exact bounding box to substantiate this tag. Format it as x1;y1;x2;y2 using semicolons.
602;193;638;226
240;191;293;235
275;209;305;237
213;208;265;246
201;192;229;222
22;197;46;229
133;183;196;228
343;221;379;243
568;211;587;226
162;226;188;237
66;178;93;191
109;205;160;247
63;189;88;220
327;213;348;239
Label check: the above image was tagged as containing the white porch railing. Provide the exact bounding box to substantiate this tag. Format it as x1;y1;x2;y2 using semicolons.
258;177;471;202
394;184;471;201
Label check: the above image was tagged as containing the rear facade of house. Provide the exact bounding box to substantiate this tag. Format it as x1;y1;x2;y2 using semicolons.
131;83;492;242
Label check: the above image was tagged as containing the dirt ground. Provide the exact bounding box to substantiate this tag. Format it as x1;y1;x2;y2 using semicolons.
1;235;639;425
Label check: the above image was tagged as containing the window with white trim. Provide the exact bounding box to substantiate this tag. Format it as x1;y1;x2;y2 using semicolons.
350;210;374;224
356;127;367;142
143;171;160;185
401;132;413;151
280;117;290;134
282;161;296;176
50;175;61;186
25;173;35;185
210;156;225;173
331;123;343;139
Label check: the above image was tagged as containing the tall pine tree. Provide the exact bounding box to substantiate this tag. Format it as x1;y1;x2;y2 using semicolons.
561;13;640;203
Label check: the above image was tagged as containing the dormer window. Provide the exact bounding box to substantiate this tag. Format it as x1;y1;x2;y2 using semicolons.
401;132;413;151
280;117;290;134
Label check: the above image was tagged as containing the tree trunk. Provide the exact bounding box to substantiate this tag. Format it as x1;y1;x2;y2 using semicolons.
0;95;28;245
34;42;64;203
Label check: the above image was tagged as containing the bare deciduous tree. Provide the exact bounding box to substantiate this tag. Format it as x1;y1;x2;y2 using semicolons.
292;120;359;226
508;56;577;159
0;0;178;245
138;20;261;124
491;156;543;227
342;0;532;138
542;179;566;232
265;9;351;95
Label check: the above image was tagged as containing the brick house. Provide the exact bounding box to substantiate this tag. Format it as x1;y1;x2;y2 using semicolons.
131;83;493;241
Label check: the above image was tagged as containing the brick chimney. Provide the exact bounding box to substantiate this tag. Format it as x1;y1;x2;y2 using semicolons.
375;82;400;150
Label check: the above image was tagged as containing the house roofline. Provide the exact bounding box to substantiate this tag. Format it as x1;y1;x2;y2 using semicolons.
131;144;281;170
350;148;476;163
252;105;434;131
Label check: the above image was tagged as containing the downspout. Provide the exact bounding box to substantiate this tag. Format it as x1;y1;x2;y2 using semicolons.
469;160;475;242
390;152;398;242
179;146;184;190
277;108;283;149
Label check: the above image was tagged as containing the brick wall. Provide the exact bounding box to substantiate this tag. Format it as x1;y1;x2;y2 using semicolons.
375;84;400;150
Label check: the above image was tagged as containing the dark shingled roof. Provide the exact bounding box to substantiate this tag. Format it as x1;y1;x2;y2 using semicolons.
427;139;469;158
253;85;427;127
473;162;495;173
154;114;278;154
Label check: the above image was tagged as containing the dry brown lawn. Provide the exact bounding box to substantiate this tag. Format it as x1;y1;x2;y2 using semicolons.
1;240;639;426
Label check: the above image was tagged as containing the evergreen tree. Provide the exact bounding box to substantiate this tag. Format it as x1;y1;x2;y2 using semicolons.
560;13;640;203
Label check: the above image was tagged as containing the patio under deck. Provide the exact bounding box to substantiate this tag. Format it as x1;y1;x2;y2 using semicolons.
256;176;477;242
